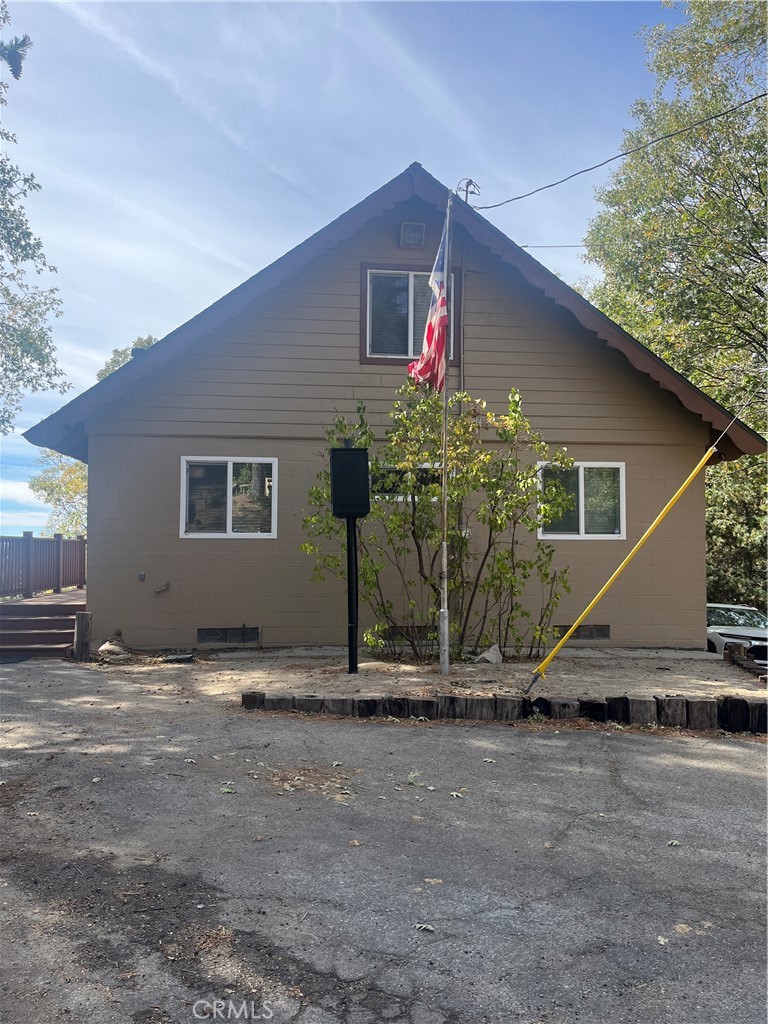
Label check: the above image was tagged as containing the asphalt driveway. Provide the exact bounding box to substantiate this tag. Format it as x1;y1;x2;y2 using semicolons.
0;661;765;1024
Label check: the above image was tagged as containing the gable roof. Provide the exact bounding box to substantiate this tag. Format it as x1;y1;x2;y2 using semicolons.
24;162;765;462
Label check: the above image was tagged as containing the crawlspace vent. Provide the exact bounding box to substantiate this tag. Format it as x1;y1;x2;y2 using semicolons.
197;626;261;645
553;624;610;641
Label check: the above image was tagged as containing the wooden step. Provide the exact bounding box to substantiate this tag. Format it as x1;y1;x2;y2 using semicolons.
0;615;77;631
0;643;73;658
0;602;85;618
0;629;76;647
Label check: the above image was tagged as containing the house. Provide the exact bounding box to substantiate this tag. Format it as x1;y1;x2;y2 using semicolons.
24;163;765;652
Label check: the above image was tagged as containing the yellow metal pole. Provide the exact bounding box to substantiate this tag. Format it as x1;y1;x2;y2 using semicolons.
528;444;717;691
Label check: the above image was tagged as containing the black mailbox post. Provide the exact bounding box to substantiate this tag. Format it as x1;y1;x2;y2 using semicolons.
330;446;370;673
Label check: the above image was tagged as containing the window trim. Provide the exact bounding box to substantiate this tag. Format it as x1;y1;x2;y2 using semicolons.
180;456;278;539
359;262;461;366
537;461;626;541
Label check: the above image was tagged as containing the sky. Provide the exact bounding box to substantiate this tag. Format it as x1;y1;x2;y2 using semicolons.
1;0;684;535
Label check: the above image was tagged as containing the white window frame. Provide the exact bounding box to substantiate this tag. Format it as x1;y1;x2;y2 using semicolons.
366;269;454;359
537;461;626;541
180;456;278;539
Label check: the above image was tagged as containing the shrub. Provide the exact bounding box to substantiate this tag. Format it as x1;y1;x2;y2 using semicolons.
302;383;573;660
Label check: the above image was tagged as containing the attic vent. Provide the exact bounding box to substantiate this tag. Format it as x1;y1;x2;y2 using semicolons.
553;624;611;641
400;222;425;248
197;626;261;646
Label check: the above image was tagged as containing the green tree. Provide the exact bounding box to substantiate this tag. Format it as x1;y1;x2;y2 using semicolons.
0;0;65;434
96;334;157;381
28;335;157;535
705;457;766;612
303;384;573;660
27;449;87;537
583;0;766;606
0;15;30;79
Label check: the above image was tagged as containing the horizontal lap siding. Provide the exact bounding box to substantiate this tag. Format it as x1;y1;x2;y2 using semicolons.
87;433;352;647
460;251;703;443
85;203;709;648
89;210;447;439
538;445;706;647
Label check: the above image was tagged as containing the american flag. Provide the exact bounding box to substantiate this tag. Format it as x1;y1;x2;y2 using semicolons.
408;204;450;391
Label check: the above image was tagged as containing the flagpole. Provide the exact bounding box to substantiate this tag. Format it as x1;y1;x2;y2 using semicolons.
439;194;454;678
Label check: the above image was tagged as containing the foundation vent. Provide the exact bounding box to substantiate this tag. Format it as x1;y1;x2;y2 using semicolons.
553;624;610;641
197;626;261;646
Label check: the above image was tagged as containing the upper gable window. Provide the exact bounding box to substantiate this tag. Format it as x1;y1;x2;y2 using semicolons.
362;266;456;362
181;457;277;538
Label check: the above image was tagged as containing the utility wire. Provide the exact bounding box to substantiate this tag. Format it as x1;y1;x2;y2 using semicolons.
473;92;767;211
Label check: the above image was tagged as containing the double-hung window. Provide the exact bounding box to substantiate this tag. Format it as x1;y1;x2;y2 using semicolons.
181;457;277;538
364;267;455;360
539;462;625;540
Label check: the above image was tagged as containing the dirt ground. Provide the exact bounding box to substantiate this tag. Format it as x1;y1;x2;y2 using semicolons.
89;646;766;705
0;657;766;1024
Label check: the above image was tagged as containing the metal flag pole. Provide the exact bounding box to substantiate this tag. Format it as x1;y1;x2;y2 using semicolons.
439;195;454;678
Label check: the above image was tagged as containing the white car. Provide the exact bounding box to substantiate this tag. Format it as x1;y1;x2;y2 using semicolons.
706;604;767;665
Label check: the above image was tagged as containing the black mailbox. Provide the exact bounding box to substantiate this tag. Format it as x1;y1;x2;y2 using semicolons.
330;447;370;519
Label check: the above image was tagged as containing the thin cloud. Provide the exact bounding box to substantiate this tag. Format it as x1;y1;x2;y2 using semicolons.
53;1;313;196
1;481;48;508
2;431;44;456
0;510;51;531
344;6;516;191
31;155;255;277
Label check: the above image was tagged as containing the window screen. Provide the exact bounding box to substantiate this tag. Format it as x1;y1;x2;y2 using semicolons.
369;273;409;355
541;466;579;535
186;462;227;534
584;467;621;535
367;270;452;358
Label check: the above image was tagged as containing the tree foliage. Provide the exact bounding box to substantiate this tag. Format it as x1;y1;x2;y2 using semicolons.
96;334;157;381
0;0;65;434
706;456;766;611
585;1;766;409
303;384;573;660
583;0;766;606
28;335;157;535
28;449;87;537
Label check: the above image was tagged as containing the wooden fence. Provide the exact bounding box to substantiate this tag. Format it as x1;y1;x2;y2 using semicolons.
0;533;86;599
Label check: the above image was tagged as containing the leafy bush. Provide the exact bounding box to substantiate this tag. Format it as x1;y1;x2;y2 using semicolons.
302;383;573;660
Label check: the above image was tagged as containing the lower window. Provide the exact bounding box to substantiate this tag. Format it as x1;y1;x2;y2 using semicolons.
539;462;625;539
181;457;277;538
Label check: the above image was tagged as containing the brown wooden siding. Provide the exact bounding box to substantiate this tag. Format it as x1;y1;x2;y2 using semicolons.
85;202;709;649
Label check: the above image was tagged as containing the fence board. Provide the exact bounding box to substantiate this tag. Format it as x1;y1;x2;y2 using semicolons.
0;535;86;598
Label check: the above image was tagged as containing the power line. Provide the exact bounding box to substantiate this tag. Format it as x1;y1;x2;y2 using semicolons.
520;244;586;249
473;92;767;211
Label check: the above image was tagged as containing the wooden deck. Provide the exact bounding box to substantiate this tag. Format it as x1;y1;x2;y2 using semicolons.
1;588;86;607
